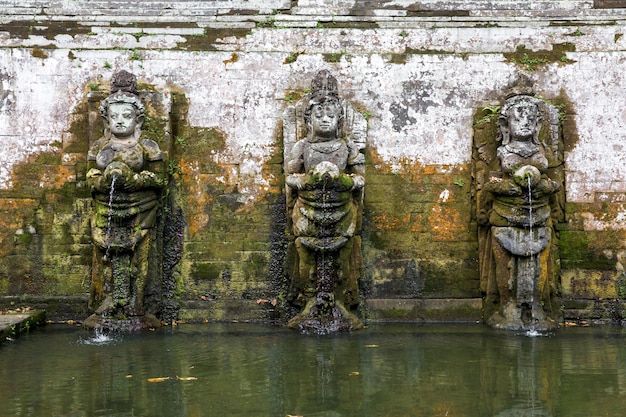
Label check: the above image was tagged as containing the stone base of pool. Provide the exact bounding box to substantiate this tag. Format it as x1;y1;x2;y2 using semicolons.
3;296;626;329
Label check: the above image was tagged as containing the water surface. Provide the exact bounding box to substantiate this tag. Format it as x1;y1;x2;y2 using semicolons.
1;323;626;417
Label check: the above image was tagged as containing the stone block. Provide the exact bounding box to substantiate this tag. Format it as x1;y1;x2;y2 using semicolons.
561;269;619;299
366;298;482;322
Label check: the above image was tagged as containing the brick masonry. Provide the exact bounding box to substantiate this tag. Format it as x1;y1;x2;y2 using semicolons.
1;0;626;322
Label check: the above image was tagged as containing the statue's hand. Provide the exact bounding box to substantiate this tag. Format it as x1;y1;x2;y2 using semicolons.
533;177;560;198
286;174;306;190
121;174;142;192
86;168;103;180
351;175;365;191
86;169;106;192
487;178;523;196
123;171;162;191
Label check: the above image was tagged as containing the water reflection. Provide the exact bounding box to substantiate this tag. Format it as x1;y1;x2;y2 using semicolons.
1;324;626;416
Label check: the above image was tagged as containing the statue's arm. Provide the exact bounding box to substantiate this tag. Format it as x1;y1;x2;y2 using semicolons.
485;176;523;196
286;141;307;190
129;139;166;190
346;140;365;190
533;175;560;198
286;140;305;174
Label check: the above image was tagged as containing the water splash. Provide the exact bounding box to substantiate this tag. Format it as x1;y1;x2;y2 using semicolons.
524;329;547;337
78;327;119;345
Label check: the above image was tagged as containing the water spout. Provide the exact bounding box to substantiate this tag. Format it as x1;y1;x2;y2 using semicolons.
103;174;117;262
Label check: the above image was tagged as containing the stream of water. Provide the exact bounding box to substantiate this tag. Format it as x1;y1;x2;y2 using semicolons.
1;323;626;416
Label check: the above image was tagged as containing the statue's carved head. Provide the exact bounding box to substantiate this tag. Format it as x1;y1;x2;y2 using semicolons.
99;71;145;139
303;70;345;140
304;94;344;140
498;95;542;146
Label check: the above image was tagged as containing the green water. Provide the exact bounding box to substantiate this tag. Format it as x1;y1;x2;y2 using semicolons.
1;323;626;417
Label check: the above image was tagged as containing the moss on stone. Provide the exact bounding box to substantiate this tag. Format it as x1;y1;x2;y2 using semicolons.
180;28;252;51
560;230;617;270
0;21;92;40
504;43;577;71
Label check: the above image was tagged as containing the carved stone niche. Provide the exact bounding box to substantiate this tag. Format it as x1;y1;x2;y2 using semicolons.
473;81;565;331
83;70;174;331
282;70;366;333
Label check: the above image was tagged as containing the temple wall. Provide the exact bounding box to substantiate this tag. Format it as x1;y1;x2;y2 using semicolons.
1;0;626;322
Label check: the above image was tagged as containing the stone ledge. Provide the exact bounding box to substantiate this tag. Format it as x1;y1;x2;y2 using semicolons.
0;295;89;321
366;298;483;322
2;14;626;29
0;310;46;344
562;298;626;323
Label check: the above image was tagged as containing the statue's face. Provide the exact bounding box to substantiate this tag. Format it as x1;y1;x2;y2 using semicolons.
108;103;138;139
508;103;537;141
310;102;340;139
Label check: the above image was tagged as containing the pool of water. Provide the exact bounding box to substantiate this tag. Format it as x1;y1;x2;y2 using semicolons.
1;323;626;417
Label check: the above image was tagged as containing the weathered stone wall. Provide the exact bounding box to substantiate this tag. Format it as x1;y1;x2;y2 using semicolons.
1;0;626;322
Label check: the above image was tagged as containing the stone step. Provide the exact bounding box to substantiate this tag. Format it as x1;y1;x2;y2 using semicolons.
0;310;46;344
292;0;596;15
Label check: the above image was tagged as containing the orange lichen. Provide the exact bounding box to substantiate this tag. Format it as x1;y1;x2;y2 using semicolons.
428;204;470;241
371;213;411;231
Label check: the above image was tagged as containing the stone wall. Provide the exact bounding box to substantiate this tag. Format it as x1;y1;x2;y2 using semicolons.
1;0;626;322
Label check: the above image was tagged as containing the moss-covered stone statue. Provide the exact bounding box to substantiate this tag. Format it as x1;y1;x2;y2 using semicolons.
84;71;166;330
283;70;366;333
474;85;564;331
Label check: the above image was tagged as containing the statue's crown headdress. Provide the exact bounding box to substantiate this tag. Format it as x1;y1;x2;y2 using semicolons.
111;70;138;95
99;70;144;121
505;75;535;99
311;70;339;98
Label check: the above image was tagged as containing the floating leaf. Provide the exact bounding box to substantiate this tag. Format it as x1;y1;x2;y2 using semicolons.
147;377;170;383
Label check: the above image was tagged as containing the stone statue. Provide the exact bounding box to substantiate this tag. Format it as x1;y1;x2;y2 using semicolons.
475;89;563;330
283;70;366;333
84;70;166;330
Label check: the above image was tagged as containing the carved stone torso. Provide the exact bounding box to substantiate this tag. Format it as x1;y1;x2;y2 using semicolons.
302;140;349;173
498;143;548;174
96;141;145;171
89;137;163;172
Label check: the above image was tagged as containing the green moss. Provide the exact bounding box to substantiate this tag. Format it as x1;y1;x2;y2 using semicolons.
405;47;451;55
31;48;48;59
378;309;414;319
387;54;407;64
142;115;168;145
420;305;482;320
560;230;617;270
255;16;277;28
315;21;379;29
283;90;304;102
13;231;33;246
323;51;346;63
283;51;304;64
181;28;252;51
242;252;268;281
0;20;92;40
504;43;576;71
